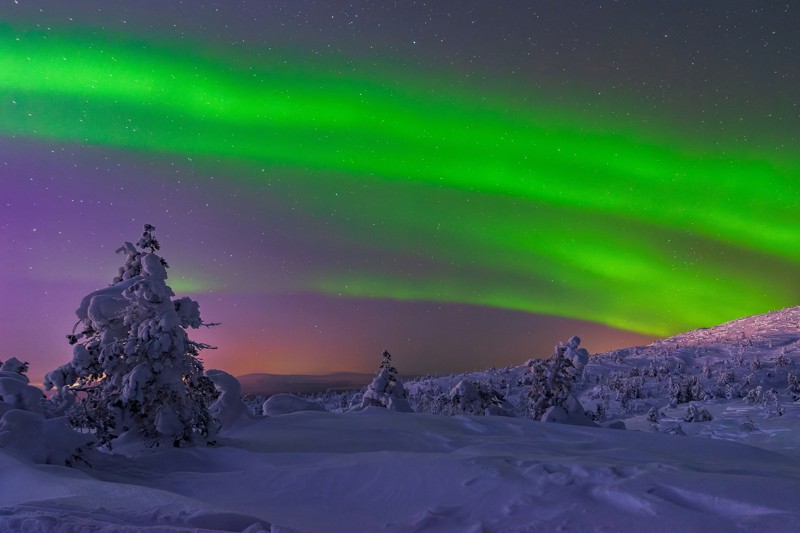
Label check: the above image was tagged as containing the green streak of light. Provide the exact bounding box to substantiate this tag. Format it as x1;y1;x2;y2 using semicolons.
2;24;799;335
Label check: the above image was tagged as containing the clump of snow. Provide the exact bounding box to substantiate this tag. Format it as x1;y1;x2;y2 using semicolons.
262;394;328;416
0;358;89;465
0;368;43;416
541;394;597;427
206;369;251;428
564;335;590;376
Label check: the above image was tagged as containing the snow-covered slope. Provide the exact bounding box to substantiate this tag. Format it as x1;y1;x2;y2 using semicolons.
4;308;800;531
3;409;800;532
661;306;800;347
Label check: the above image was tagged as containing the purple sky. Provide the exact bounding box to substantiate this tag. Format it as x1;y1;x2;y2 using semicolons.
2;2;797;381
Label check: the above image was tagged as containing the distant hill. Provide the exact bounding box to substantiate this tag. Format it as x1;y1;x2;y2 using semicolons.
657;306;800;348
237;371;373;396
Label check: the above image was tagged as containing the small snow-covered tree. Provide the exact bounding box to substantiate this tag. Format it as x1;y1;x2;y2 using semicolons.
44;225;219;448
666;375;704;407
683;403;713;423
775;349;793;367
788;371;800;400
527;337;584;420
359;349;413;412
448;379;514;417
744;385;764;405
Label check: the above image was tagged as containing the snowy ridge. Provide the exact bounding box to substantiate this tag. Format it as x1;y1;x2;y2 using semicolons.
656;306;800;348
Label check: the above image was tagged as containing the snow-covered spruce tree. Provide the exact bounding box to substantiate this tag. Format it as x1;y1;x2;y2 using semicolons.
44;225;219;448
526;336;591;422
358;349;413;412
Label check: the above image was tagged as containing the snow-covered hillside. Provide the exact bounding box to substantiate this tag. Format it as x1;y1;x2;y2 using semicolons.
4;307;800;531
312;308;800;433
660;306;800;347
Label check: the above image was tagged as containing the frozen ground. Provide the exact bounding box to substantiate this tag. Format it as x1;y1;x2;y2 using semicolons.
3;307;800;531
3;409;800;532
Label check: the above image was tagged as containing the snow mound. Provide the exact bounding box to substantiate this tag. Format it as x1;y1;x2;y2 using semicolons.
206;369;251;429
262;394;328;416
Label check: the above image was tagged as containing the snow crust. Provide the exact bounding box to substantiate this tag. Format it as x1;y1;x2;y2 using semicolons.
2;409;800;532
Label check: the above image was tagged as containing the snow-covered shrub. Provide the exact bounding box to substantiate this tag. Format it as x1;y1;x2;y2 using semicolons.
666;376;704;407
775;349;793;367
683;404;713;423
262;394;327;416
716;369;736;386
788;371;800;401
591;402;608;423
0;358;43;416
0;358;89;465
763;388;783;417
722;382;744;400
744;385;763;405
448;380;515;417
606;372;644;410
704;368;741;399
407;383;450;415
44;225;220;448
358;350;413;412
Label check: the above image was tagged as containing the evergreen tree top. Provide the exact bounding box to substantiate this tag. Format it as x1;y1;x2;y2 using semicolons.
138;224;160;253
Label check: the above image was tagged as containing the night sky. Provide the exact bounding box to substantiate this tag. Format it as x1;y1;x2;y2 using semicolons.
2;2;798;381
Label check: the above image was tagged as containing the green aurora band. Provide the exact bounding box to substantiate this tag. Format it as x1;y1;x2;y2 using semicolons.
2;25;799;335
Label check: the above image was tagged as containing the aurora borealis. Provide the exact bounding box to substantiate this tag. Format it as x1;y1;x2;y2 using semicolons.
1;2;799;379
